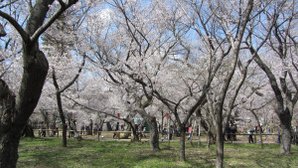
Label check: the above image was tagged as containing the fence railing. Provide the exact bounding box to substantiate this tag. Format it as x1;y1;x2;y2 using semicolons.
31;129;296;144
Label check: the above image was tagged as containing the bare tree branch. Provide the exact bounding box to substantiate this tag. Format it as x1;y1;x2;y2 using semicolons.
0;11;29;42
30;0;78;42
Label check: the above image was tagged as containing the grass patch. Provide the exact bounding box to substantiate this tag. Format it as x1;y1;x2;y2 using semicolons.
17;138;298;168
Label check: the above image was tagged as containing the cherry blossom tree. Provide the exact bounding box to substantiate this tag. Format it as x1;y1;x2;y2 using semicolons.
246;0;298;154
80;0;168;151
0;0;78;167
176;0;256;167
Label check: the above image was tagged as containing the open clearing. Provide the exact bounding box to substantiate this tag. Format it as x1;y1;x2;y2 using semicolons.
17;138;298;168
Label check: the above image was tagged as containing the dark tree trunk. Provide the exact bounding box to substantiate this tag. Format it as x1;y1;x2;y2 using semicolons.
278;108;292;154
41;109;50;136
161;111;164;132
0;48;48;168
216;106;224;168
0;44;49;168
216;127;224;168
147;117;160;152
250;110;263;148
129;122;140;142
52;52;85;146
55;92;67;147
0;80;20;168
179;126;186;161
121;118;138;141
0;131;22;168
0;0;77;167
22;124;35;138
62;124;67;146
207;131;216;149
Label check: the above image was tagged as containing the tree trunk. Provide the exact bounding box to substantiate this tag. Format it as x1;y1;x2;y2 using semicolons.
179;126;186;161
278;108;292;154
0;0;78;167
137;107;160;151
0;131;21;168
148;117;160;152
207;131;214;149
0;80;20;168
0;47;48;168
0;47;48;167
216;107;224;168
250;110;263;148
252;47;294;155
216;128;224;168
161;111;164;132
130;123;140;142
45;113;50;137
22;124;35;138
62;124;67;146
56;92;67;147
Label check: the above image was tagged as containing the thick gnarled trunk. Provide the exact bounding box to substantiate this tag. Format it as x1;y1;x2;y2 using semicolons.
0;46;48;167
147;117;160;152
0;48;48;167
280;126;291;154
0;131;21;168
0;0;77;167
278;108;292;154
137;106;160;151
0;80;20;168
1;3;49;165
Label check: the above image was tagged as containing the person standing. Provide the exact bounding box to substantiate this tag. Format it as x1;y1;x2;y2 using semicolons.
248;128;254;143
115;122;119;131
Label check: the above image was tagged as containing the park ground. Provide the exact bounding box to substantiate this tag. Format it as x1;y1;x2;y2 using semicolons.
17;137;298;168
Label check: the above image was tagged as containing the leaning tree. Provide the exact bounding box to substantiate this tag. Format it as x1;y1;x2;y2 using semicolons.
246;0;298;154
